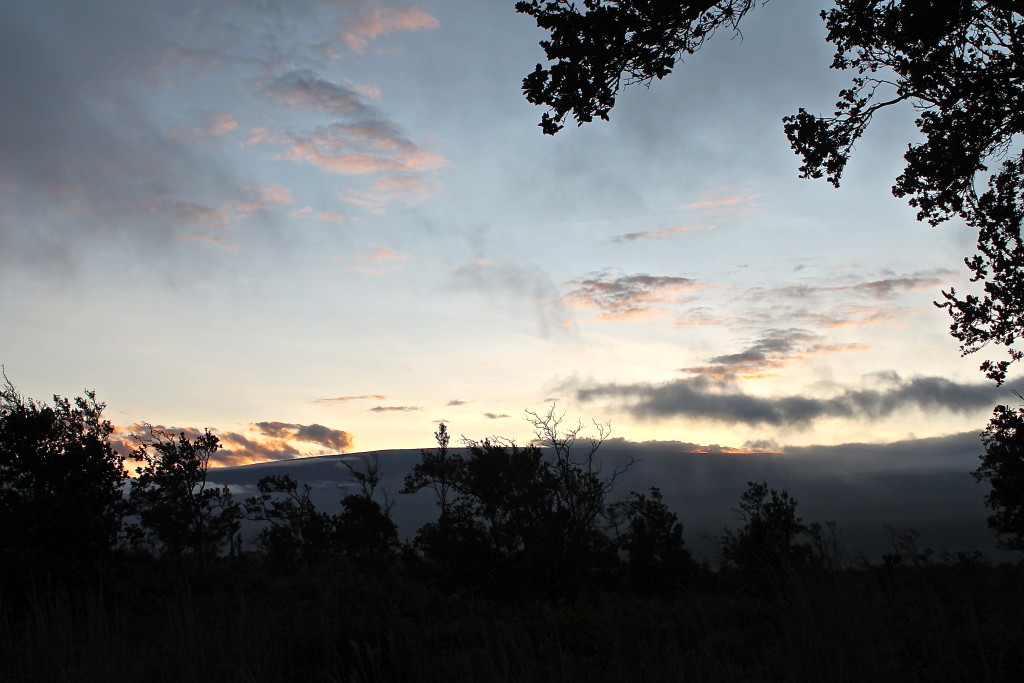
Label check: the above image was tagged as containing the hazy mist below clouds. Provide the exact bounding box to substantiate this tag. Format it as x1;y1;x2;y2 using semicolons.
209;431;1011;564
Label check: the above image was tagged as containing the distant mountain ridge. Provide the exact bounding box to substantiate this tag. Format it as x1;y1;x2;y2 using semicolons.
207;435;1009;562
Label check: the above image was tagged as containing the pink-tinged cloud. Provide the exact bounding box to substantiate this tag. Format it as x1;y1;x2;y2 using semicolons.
275;129;445;178
609;225;704;243
308;153;404;175
343;175;441;212
341;7;441;53
308;149;445;175
674;308;743;328
369;405;422;413
144;200;230;231
561;272;705;322
315;394;388;403
233;183;294;216
368;247;408;263
680;186;763;219
291;206;357;222
264;70;375;117
591;307;670;323
679;329;870;382
173;110;239;140
820;307;902;328
355;84;382;100
318;211;355;222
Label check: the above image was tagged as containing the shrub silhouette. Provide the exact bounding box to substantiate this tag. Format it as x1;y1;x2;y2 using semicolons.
720;481;813;588
404;409;628;598
244;474;333;570
615;487;695;594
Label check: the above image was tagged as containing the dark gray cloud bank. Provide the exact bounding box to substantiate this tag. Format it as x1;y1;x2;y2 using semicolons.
209;430;1008;562
575;374;1000;427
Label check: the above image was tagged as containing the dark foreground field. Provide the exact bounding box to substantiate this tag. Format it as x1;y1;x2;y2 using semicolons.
3;558;1022;683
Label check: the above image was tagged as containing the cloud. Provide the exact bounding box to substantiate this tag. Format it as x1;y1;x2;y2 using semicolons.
216;431;301;466
0;2;262;273
264;70;378;119
745;270;954;303
172;110;239;140
561;271;704;322
340;7;441;53
317;211;355;222
258;72;446;201
269;123;445;179
232;183;294;216
452;259;565;335
115;422;307;468
342;175;441;212
446;399;468;406
291;206;357;222
252;421;354;451
483;412;511;419
369;405;423;413
368;247;408;263
680;186;763;219
680;329;868;382
608;225;704;243
315;395;388;403
574;374;1000;427
674;307;743;327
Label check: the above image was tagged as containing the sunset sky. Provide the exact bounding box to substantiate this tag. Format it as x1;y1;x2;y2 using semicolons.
0;0;1011;468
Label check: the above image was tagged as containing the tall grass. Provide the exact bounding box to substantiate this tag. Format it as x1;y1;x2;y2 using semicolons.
2;560;1022;682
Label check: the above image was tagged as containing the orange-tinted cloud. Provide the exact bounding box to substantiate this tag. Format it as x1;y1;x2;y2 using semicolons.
341;7;440;53
252;421;354;451
369;405;422;413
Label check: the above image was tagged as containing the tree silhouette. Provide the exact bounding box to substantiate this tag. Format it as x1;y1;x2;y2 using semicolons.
128;427;241;565
975;402;1024;550
517;0;1024;382
0;376;128;574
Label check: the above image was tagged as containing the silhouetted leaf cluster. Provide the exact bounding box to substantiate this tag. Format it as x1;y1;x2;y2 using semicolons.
517;0;1024;383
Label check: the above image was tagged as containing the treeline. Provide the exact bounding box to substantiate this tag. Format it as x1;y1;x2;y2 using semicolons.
3;383;1024;681
0;381;1014;591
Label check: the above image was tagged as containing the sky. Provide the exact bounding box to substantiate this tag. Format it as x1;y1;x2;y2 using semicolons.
0;0;1015;491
